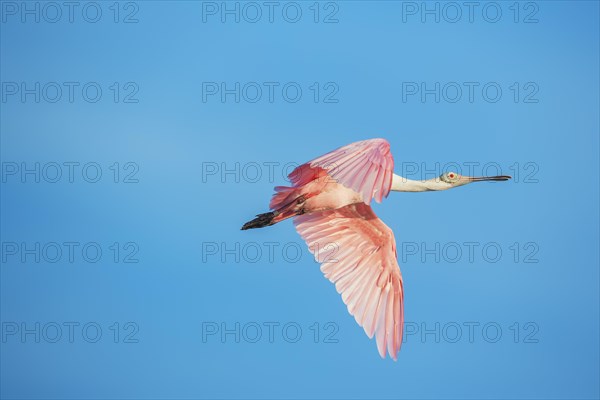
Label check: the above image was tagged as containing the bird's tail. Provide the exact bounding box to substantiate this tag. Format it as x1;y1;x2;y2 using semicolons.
241;211;277;230
241;192;307;230
240;208;300;230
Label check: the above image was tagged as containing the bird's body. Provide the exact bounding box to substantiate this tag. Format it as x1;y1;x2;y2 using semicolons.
273;177;362;214
242;138;510;360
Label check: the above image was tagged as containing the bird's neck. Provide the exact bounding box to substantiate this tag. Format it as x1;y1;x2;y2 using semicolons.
390;174;448;192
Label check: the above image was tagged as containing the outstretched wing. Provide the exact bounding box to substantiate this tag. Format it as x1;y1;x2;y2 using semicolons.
290;138;394;204
294;202;404;360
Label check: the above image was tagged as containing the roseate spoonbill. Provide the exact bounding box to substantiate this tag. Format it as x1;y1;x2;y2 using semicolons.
241;138;511;360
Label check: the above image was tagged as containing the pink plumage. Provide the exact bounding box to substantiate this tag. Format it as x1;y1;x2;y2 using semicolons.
301;138;395;204
263;138;403;360
295;203;404;360
244;137;512;359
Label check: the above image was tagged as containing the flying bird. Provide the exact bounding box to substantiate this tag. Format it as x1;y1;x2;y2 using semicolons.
241;138;510;360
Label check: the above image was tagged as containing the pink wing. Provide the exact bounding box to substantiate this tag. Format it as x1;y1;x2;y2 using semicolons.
294;138;395;204
294;203;404;360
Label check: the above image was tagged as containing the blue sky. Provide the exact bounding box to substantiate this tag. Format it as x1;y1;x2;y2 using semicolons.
1;1;599;399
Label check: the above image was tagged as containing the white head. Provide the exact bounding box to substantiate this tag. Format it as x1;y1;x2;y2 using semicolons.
391;172;511;192
438;171;512;188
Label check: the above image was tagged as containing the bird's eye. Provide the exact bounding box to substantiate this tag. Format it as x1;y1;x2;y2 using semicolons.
448;173;455;179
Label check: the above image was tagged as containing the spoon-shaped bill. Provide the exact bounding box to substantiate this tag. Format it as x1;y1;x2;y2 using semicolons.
467;175;512;182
